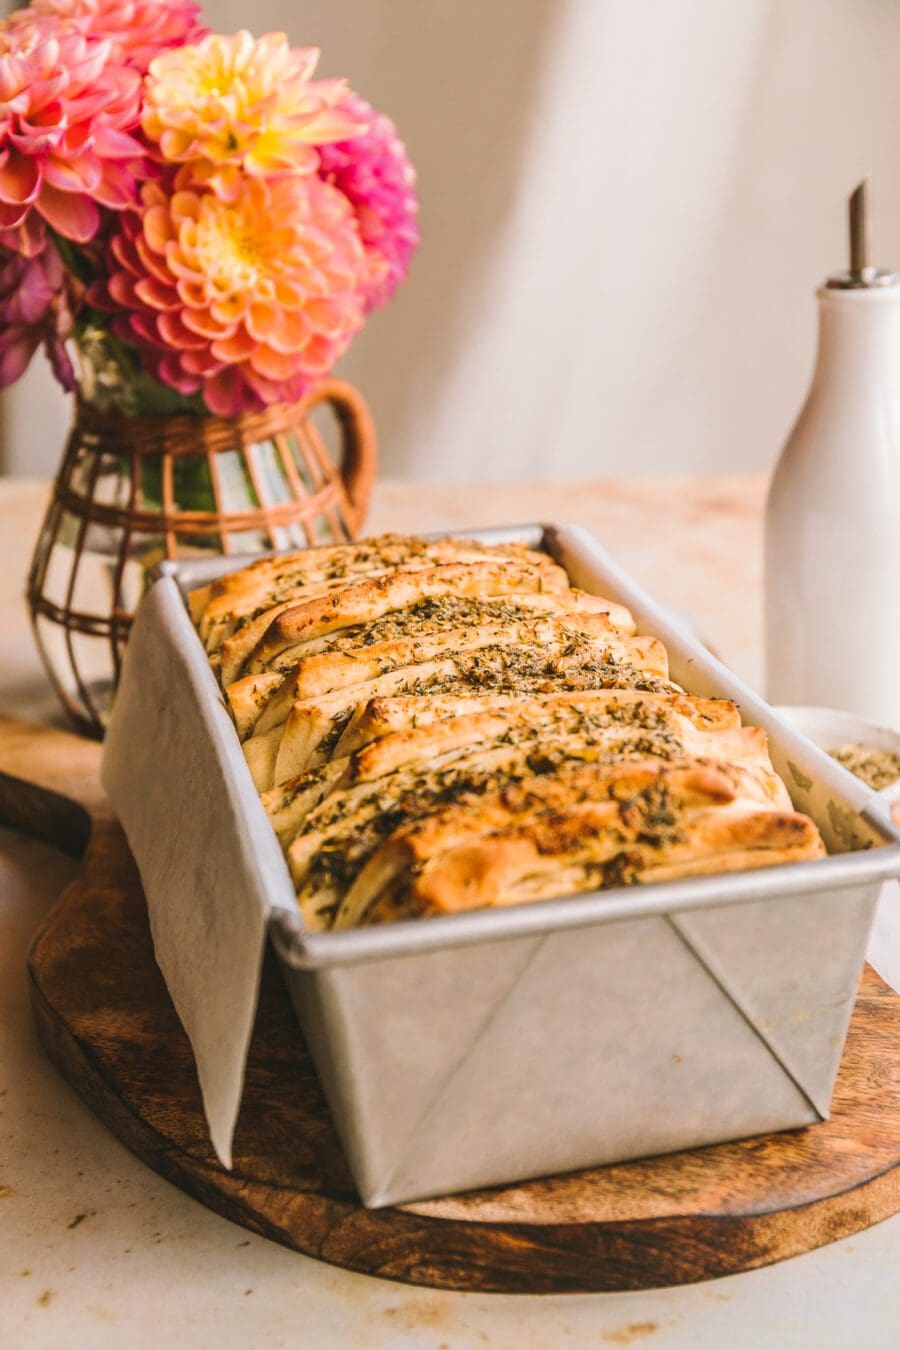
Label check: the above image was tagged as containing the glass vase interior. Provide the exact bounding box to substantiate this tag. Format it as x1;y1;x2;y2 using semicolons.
27;381;375;736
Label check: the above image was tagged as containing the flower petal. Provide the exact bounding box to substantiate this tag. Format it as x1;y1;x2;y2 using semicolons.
0;149;41;206
0;328;40;385
0;200;31;230
203;368;255;416
41;151;102;194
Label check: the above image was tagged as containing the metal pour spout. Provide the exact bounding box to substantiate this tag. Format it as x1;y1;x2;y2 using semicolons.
827;177;898;289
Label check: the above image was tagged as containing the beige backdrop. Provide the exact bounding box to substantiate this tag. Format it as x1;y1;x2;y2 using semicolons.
3;0;900;480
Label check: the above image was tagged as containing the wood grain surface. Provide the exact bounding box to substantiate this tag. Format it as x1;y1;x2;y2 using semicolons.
3;712;899;1294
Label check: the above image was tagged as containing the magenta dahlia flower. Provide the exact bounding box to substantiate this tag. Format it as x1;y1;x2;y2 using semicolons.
0;235;75;389
92;169;370;416
0;13;145;249
317;91;419;311
28;0;207;73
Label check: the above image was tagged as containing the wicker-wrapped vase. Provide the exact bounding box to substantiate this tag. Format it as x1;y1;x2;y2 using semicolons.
27;377;377;737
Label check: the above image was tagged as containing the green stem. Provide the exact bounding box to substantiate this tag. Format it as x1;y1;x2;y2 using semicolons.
73;317;207;417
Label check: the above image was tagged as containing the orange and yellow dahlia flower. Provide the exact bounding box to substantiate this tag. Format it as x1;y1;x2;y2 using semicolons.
94;169;371;415
142;31;365;193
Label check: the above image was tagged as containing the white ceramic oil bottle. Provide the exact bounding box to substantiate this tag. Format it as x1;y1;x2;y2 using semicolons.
766;179;900;726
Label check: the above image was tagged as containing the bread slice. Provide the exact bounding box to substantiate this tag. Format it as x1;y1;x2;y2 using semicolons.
243;638;681;790
202;545;615;672
227;612;665;742
331;760;825;928
225;594;636;737
284;730;789;930
335;687;743;759
209;574;636;681
217;557;575;683
362;807;825;926
190;534;556;645
264;690;779;842
250;592;637;678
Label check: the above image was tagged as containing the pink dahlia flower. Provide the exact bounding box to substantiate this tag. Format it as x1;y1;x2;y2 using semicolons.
92;169;369;416
0;234;75;389
317;91;419;311
28;0;207;73
0;13;145;247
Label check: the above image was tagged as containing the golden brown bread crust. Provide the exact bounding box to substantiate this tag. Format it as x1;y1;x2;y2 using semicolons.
263;590;626;668
332;761;825;928
263;693;783;844
227;613;667;744
335;688;743;759
363;809;823;926
215;559;570;684
280;734;792;931
243;638;683;790
190;534;555;639
224;596;639;738
203;549;635;677
230;558;572;681
189;532;826;930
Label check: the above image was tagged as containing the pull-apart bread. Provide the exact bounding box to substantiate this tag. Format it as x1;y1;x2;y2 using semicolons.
190;532;825;931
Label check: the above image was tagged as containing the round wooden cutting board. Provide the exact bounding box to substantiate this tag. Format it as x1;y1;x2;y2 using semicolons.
2;713;899;1294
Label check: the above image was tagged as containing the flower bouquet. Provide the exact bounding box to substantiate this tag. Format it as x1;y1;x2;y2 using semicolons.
0;0;419;732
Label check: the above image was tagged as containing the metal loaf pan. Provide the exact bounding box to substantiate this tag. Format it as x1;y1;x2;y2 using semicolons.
127;525;900;1208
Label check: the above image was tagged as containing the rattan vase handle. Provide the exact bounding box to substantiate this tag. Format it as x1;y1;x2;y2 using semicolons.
298;377;378;536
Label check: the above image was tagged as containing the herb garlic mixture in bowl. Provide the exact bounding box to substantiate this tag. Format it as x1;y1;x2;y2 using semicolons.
775;706;900;813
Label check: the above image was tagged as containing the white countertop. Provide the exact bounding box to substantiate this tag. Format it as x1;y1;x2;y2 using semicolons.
2;477;899;1349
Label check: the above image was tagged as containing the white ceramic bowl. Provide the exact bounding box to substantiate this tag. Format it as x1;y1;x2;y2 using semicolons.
774;705;900;811
776;706;900;993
